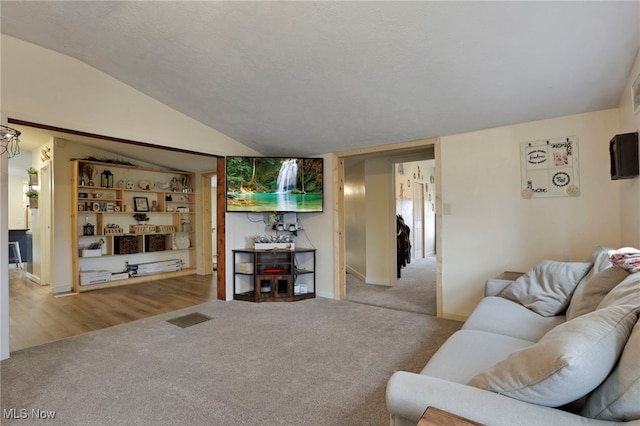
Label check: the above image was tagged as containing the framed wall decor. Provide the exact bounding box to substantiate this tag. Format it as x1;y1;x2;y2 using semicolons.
520;136;580;198
134;197;149;212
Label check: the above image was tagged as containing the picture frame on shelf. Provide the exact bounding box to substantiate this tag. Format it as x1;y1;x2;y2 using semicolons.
134;197;149;212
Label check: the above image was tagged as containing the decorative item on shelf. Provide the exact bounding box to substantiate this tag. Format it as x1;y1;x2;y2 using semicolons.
100;170;114;188
174;233;190;250
0;125;21;158
126;181;134;190
253;234;295;250
132;213;150;223
118;180;126;189
157;181;170;190
83;217;95;236
169;177;180;192
182;175;192;192
129;224;156;234
138;180;155;190
150;200;159;212
104;224;123;235
165;194;172;201
25;188;38;209
81;240;103;258
84;164;96;186
156;225;175;233
91;191;103;199
26;167;38;185
134;197;149;212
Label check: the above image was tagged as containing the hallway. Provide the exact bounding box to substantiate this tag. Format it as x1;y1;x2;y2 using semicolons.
344;255;436;315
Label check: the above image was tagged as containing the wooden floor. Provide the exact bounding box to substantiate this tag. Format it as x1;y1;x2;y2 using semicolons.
8;266;218;353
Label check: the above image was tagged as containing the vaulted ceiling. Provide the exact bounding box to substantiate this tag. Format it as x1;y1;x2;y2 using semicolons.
1;1;639;157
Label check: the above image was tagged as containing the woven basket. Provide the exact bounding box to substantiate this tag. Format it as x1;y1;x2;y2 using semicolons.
129;224;156;234
156;225;176;233
104;227;123;236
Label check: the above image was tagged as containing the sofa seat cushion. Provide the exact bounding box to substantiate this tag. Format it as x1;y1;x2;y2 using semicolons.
565;267;629;321
581;316;640;421
467;304;638;407
462;296;565;342
420;329;533;384
499;260;592;317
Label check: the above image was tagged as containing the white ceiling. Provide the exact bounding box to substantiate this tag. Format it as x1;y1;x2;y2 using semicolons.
1;1;639;157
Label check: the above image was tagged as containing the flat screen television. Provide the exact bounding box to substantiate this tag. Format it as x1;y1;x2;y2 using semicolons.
226;156;323;212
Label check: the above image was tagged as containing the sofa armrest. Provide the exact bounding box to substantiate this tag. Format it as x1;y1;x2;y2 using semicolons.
484;279;513;297
386;372;620;426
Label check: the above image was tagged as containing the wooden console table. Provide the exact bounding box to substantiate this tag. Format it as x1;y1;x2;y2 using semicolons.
418;407;484;426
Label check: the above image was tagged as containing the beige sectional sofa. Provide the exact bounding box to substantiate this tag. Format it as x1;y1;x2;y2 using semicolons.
386;246;640;426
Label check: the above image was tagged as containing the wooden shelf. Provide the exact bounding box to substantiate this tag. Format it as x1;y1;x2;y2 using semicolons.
71;159;197;292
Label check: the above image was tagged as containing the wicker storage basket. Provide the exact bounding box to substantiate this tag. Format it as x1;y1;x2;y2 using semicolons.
156;225;176;233
104;227;123;236
114;235;139;254
129;224;156;234
145;234;167;252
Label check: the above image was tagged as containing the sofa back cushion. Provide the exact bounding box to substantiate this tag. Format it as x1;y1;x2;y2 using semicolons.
499;260;592;317
467;304;638;407
597;272;640;310
565;267;629;321
581;317;640;421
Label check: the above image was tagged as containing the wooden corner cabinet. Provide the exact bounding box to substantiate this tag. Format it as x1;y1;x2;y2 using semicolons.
71;159;197;292
233;248;316;302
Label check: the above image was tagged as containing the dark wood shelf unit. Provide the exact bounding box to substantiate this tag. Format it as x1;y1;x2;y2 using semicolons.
233;248;316;302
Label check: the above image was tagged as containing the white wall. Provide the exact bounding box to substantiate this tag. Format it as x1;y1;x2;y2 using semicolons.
618;49;640;248
344;159;366;280
0;35;257;158
224;153;335;300
7;174;27;229
439;109;621;320
365;158;394;285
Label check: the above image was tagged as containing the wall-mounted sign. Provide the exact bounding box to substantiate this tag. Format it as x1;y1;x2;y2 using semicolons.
520;136;580;198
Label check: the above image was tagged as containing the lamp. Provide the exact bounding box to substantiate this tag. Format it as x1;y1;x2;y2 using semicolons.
0;125;21;158
101;170;113;188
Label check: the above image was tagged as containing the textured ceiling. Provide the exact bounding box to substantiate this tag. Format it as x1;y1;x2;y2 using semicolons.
1;1;639;157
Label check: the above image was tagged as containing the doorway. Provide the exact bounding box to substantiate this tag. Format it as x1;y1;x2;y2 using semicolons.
338;137;441;315
5;120;226;353
200;172;218;275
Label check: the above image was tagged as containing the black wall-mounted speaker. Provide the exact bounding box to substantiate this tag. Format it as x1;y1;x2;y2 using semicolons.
610;132;639;180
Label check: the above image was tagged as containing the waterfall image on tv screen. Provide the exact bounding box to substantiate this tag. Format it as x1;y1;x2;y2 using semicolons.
226;157;323;212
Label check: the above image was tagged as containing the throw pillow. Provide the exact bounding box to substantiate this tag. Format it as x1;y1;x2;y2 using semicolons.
467;304;638;407
581;317;640;421
499;260;592;316
566;267;629;321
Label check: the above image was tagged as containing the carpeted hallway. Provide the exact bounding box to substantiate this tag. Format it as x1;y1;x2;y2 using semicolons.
1;297;461;425
345;255;437;316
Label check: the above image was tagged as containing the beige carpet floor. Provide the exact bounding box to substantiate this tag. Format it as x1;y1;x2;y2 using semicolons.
345;255;437;315
1;297;461;426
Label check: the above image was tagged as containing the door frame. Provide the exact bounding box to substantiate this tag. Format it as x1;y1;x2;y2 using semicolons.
334;136;441;315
